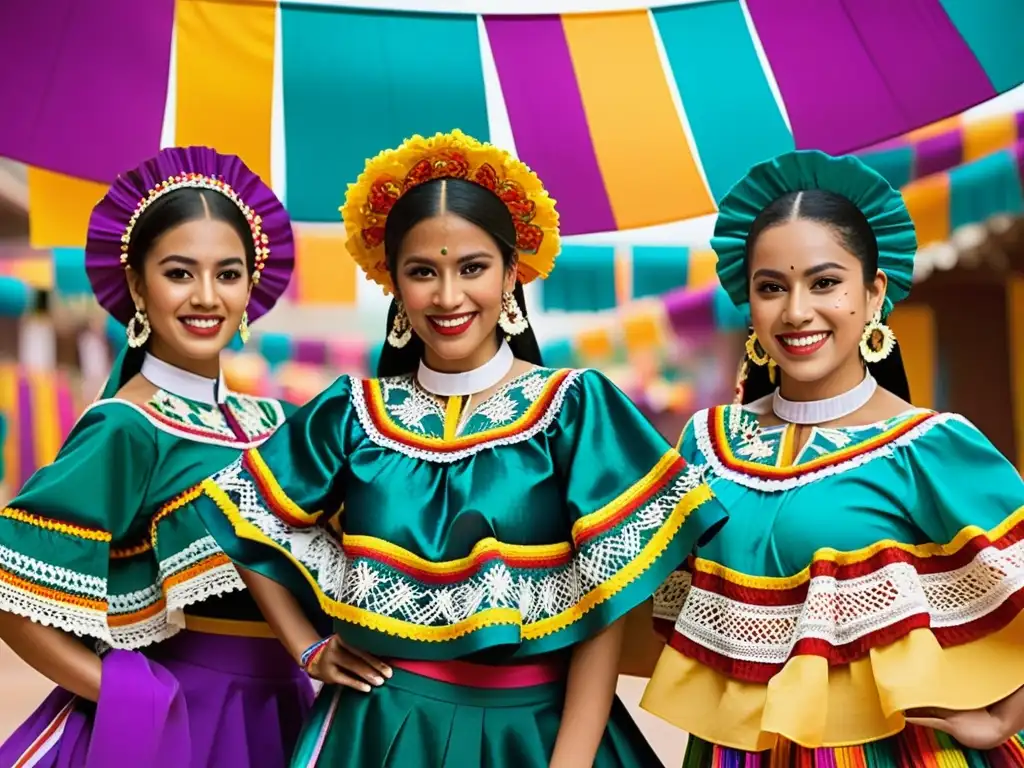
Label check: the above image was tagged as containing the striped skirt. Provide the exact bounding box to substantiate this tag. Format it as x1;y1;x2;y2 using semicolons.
684;727;1024;768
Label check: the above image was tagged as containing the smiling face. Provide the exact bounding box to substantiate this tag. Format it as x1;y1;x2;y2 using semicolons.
393;212;516;373
126;216;251;377
748;217;887;399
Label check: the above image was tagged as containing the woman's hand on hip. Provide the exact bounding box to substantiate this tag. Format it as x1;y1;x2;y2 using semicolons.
306;635;392;693
905;706;1011;750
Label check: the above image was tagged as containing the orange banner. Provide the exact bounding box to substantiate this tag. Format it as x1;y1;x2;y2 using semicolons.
27;168;108;249
174;0;277;183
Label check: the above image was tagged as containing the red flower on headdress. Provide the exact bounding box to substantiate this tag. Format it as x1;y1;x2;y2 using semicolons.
361;176;403;248
404;150;471;190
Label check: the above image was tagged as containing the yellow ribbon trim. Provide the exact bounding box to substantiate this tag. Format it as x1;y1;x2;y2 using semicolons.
1;507;112;542
693;503;1024;591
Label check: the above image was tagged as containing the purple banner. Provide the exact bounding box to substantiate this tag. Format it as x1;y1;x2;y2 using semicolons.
747;0;994;154
0;0;175;182
484;15;616;235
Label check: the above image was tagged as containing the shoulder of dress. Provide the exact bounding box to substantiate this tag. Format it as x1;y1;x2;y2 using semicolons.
74;398;161;437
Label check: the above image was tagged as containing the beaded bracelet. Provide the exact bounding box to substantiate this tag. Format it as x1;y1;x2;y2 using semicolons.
299;636;332;671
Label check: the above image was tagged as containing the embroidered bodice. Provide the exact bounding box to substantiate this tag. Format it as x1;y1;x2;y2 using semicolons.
0;388;289;649
194;368;726;662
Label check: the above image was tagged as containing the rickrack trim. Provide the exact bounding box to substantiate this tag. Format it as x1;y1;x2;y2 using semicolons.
1;507;111;542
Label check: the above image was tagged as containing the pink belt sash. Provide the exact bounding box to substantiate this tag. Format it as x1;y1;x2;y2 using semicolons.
389;658;564;689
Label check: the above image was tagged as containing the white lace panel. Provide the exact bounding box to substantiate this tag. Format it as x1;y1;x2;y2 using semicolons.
213;452;705;635
0;532;246;649
675;537;1024;665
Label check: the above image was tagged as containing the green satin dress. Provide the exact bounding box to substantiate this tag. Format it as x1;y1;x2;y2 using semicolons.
0;387;292;646
193;366;727;768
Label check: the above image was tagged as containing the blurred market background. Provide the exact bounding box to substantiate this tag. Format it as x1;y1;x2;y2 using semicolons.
2;0;1024;762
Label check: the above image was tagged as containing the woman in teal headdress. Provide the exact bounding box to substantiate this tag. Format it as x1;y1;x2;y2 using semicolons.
641;149;1024;765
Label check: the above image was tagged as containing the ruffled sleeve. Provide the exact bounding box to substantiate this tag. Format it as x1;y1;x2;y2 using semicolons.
194;376;355;611
906;414;1023;541
545;371;726;652
0;404;157;643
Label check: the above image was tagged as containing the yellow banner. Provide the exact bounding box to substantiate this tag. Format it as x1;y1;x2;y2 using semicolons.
174;0;277;183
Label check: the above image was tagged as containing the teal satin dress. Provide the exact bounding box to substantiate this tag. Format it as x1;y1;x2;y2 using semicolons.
194;366;727;767
0;387;294;643
641;402;1024;766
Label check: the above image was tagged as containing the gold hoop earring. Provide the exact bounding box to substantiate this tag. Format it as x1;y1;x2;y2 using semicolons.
744;330;778;384
498;291;528;337
744;331;771;366
387;303;413;348
859;309;896;363
126;308;151;348
238;310;251;345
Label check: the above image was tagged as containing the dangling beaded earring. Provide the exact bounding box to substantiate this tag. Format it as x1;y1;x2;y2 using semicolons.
126;307;151;348
859;309;896;363
238;310;251;345
744;330;777;384
387;302;413;348
498;291;529;337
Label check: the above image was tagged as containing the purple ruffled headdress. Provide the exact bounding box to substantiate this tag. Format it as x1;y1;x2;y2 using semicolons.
86;146;294;325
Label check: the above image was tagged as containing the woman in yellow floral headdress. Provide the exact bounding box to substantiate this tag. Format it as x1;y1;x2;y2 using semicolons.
187;130;728;767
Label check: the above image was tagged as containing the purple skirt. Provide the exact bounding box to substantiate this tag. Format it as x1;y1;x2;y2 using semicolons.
0;631;314;768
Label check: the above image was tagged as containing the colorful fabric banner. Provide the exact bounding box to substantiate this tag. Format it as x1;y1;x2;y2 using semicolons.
14;0;1024;238
938;0;1024;93
653;1;794;204
27;168;108;249
292;227;357;305
0;257;52;291
560;11;713;230
858;111;1024;188
174;0;277;183
281;5;489;221
542;245;616;311
484;15;615;235
745;0;997;156
542;245;720;311
0;0;174;182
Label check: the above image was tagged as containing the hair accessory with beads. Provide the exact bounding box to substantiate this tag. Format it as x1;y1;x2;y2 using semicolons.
86;146;294;326
340;129;560;295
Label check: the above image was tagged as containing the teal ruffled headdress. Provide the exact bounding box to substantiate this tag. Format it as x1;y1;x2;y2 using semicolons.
712;150;918;319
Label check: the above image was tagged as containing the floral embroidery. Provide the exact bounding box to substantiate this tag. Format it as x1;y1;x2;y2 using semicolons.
694;405;946;491
352;368;580;463
138;390;285;446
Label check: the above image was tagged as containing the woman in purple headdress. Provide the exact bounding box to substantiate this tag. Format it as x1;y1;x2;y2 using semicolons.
0;147;388;767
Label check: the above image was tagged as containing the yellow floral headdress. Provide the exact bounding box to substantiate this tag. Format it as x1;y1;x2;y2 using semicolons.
340;130;560;294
